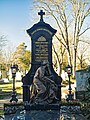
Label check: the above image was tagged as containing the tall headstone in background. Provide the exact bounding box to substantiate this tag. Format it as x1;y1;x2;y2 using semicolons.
76;68;90;100
22;10;62;102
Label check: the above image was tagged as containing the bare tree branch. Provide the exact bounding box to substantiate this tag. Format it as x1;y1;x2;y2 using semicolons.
79;27;90;36
55;35;67;49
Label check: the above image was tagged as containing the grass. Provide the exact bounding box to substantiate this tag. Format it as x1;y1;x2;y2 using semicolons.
0;81;23;115
0;81;23;99
0;109;4;116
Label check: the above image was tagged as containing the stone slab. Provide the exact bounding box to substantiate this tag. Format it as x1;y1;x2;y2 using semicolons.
24;103;60;111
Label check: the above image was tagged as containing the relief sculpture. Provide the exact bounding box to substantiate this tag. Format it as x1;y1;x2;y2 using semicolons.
30;61;59;104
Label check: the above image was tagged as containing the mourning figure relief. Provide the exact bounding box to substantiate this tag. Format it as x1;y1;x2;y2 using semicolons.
30;61;58;104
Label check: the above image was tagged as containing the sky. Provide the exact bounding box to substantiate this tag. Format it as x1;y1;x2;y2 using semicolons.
0;0;90;53
0;0;38;51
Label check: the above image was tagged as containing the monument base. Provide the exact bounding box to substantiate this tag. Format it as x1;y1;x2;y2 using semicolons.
4;102;60;115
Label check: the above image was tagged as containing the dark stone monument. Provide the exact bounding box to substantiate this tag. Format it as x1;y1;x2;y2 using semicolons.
22;10;62;103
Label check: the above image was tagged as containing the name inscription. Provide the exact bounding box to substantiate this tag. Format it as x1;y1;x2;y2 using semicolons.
35;36;48;62
31;28;52;35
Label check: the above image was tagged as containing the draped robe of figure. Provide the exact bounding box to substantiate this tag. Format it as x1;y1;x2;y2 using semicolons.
30;64;58;103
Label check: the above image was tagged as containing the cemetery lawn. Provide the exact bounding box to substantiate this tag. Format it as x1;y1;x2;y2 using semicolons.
0;81;22;99
0;81;22;115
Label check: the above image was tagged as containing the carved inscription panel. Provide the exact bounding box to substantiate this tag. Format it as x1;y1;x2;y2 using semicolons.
35;36;48;62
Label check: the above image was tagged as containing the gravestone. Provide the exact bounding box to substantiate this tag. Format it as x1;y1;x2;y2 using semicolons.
76;68;90;100
22;10;62;102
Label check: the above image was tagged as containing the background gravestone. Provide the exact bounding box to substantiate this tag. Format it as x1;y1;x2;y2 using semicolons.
76;68;90;100
22;10;62;102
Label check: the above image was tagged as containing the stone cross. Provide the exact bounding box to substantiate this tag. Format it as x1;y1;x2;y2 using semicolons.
38;10;45;21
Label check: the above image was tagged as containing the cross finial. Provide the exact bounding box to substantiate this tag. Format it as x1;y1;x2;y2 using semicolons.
38;10;45;22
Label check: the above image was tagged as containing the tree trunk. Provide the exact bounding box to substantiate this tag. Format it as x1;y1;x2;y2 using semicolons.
73;47;77;78
67;47;71;66
56;61;62;76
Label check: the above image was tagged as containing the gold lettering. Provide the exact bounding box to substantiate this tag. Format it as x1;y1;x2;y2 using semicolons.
31;28;52;35
34;36;49;61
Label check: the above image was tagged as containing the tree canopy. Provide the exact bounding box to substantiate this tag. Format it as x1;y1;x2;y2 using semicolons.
11;42;31;72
